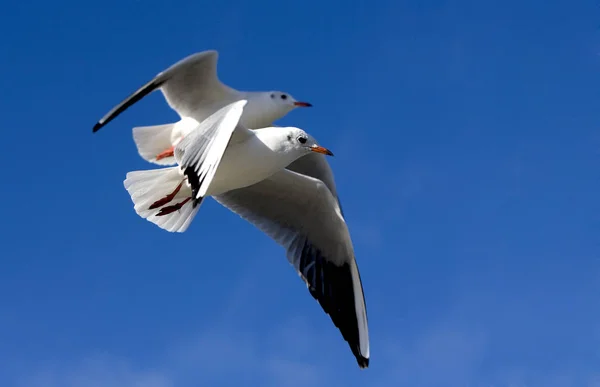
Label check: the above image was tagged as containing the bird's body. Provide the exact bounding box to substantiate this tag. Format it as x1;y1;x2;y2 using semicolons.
169;90;301;134
164;91;304;154
123;100;332;231
171;126;319;197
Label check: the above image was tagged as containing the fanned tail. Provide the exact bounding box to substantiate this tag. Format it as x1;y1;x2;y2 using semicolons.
123;167;203;232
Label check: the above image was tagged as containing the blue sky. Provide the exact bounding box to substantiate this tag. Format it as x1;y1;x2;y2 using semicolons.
1;0;599;386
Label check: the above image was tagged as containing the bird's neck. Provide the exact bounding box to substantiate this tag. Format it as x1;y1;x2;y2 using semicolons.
252;128;302;170
238;92;283;129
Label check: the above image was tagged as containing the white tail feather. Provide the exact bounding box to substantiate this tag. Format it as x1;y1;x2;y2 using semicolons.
132;124;177;166
123;167;200;232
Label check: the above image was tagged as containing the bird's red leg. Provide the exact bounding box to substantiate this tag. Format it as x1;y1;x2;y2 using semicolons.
149;180;184;210
156;146;175;161
156;198;192;216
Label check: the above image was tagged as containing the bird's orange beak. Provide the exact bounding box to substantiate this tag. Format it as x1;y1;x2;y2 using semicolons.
310;145;334;156
293;101;312;107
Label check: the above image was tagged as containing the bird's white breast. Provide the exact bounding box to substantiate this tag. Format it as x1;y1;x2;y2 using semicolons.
205;135;287;196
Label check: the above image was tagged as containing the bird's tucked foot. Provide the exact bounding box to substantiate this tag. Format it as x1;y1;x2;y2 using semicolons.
156;198;191;216
156;146;175;161
149;180;184;210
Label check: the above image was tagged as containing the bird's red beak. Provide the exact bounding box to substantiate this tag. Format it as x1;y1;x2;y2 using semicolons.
293;101;312;107
310;145;334;156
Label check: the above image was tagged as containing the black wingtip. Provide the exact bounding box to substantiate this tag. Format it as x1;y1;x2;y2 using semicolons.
357;356;369;369
293;240;370;371
91;78;165;134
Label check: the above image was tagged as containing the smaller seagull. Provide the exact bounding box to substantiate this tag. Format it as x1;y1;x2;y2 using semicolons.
92;50;312;166
123;100;370;368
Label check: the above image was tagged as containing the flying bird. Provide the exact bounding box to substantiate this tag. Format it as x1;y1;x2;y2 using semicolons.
122;101;370;368
92;50;312;166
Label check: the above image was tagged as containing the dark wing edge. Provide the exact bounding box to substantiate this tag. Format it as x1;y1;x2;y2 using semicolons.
287;234;370;368
92;77;165;132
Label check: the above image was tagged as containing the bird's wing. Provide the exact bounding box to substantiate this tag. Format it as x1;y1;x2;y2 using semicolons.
213;169;370;368
285;153;344;214
174;100;251;202
93;50;236;132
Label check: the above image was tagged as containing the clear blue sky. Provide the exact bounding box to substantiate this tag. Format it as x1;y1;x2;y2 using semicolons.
1;0;599;386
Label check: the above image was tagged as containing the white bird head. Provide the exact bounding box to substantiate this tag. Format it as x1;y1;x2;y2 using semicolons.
267;91;312;110
272;127;333;157
241;91;312;129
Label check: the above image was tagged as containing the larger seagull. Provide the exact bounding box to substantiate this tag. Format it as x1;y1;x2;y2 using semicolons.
92;50;370;368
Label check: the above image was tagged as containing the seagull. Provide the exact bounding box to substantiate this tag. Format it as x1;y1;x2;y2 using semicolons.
122;100;370;369
92;50;312;166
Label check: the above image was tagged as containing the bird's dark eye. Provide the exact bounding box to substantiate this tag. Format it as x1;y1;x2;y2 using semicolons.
281;94;287;100
270;93;275;99
298;136;307;144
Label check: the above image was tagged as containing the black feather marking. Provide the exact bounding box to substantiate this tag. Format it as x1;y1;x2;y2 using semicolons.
92;78;166;133
183;165;204;208
294;237;369;368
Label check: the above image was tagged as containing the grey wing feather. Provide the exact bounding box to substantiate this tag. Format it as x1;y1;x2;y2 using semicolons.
286;153;344;216
213;169;370;368
159;50;237;117
174;100;250;201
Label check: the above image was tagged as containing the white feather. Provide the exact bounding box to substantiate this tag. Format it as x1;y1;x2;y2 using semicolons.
132;124;177;166
123;167;200;233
